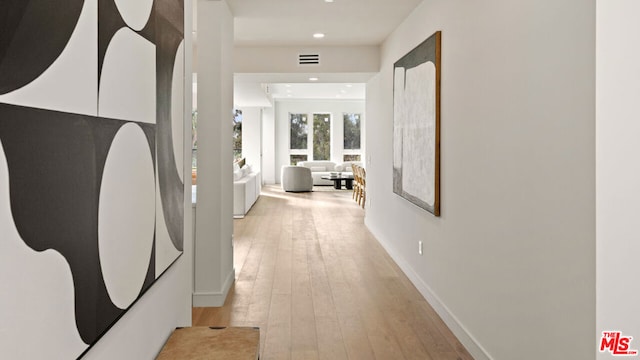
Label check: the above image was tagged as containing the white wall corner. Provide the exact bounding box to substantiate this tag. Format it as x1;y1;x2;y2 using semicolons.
192;268;235;307
181;0;195;327
365;219;493;360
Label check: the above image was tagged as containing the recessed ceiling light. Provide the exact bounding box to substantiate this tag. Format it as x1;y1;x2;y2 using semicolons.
285;84;292;87
325;0;334;2
313;33;325;39
345;84;353;88
340;90;347;94
309;77;319;81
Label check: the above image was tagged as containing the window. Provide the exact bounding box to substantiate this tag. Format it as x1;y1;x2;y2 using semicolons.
289;113;309;164
343;113;362;162
290;154;308;166
233;109;242;160
288;111;361;165
290;113;308;149
343;113;361;150
313;113;331;160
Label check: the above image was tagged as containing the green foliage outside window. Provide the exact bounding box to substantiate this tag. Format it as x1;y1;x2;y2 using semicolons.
313;114;331;160
290;114;308;150
343;113;361;150
290;154;308;165
233;109;242;160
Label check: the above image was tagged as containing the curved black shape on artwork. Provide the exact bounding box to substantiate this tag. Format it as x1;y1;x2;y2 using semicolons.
0;104;157;345
98;0;155;85
0;0;84;94
98;0;183;251
155;0;185;251
97;0;125;84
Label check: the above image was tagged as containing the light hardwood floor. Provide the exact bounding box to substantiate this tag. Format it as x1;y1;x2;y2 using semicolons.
193;185;473;360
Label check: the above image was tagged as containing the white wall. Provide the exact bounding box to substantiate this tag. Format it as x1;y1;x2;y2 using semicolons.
274;99;365;183
365;1;596;359
193;0;235;307
596;1;640;358
239;107;262;173
262;106;276;184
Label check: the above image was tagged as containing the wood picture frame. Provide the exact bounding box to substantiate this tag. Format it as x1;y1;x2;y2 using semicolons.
392;30;441;216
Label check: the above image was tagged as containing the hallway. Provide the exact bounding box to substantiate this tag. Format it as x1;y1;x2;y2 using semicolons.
193;186;472;360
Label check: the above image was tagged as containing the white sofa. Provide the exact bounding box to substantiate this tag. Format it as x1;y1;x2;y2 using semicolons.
296;161;337;185
233;164;261;218
335;161;362;173
296;160;363;186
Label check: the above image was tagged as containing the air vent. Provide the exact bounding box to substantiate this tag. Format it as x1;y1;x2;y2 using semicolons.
298;54;320;65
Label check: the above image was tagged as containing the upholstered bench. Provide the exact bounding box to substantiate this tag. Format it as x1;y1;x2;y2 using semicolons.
157;326;260;360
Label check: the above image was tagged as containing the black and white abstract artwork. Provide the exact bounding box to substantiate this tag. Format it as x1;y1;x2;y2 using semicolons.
0;0;185;358
393;31;441;216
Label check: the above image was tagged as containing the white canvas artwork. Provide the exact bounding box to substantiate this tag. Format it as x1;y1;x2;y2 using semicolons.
393;31;441;216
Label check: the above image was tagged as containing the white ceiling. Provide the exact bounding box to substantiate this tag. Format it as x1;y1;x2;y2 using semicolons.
232;73;371;107
226;0;424;46
198;0;423;106
269;83;365;100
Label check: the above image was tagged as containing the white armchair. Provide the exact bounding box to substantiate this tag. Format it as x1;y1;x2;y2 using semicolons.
281;166;313;192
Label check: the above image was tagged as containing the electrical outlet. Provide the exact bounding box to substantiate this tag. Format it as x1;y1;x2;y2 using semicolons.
418;241;423;255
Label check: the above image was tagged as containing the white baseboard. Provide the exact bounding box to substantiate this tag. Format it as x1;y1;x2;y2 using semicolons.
192;268;235;307
365;220;492;360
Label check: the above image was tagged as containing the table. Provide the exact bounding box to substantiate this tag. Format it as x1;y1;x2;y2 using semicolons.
321;174;354;190
157;327;260;360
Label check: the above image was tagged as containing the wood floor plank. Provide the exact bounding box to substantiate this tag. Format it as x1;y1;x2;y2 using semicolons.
314;317;348;360
290;232;318;353
193;185;474;360
263;293;292;360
